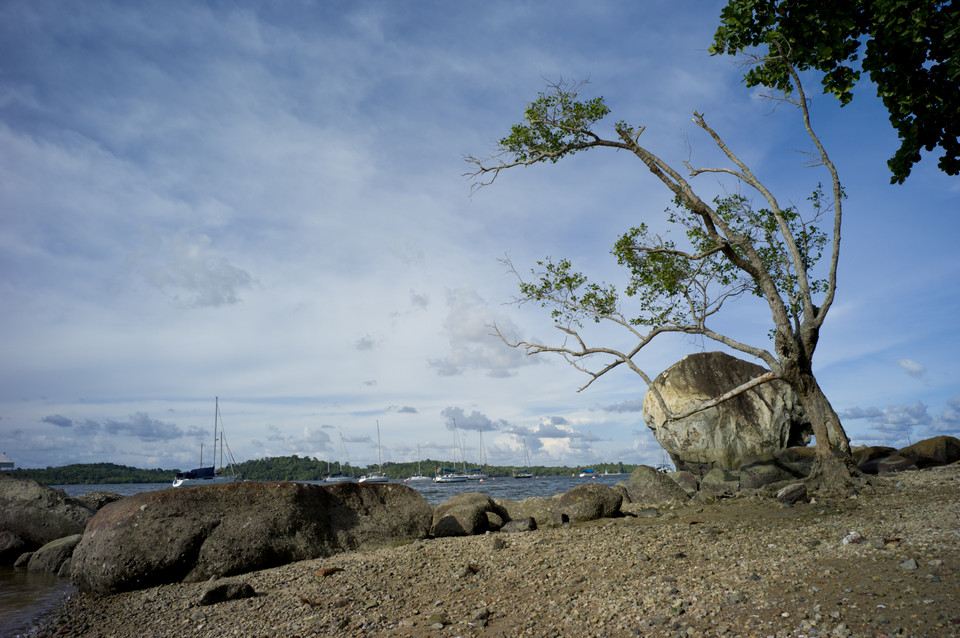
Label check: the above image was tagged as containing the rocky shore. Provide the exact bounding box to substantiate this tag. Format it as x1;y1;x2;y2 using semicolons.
28;464;960;637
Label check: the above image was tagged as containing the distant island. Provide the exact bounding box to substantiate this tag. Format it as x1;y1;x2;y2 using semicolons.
5;455;638;485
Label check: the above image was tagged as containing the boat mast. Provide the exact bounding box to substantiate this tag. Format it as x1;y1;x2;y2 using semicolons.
214;396;219;471
376;420;383;473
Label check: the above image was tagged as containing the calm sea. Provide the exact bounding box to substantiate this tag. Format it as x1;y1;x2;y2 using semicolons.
2;474;629;636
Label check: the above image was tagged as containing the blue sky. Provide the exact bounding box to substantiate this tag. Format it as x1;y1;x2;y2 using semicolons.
2;1;958;472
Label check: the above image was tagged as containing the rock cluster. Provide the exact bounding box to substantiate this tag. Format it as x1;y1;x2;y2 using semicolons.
28;464;960;637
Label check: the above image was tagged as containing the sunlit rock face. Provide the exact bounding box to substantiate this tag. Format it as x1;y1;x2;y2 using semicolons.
643;352;812;476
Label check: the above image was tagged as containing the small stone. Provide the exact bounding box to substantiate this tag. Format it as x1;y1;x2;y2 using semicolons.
842;531;865;545
898;558;919;570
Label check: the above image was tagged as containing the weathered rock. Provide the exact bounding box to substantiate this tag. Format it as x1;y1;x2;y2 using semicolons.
499;517;537;533
623;465;690;505
0;530;27;565
496;495;564;529
876;454;918;474
621;503;662;517
432;493;508;537
0;475;96;554
14;551;32;568
643;352;812;474
773;446;817;477
199;580;257;606
738;453;802;489
76;490;126;511
667;471;699;496
27;533;83;574
554;483;622;523
71;481;432;594
851;445;897;472
700;468;740;494
776;483;808;505
895;436;960;468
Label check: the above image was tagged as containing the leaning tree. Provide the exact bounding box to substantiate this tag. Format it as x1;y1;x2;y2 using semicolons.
466;50;856;485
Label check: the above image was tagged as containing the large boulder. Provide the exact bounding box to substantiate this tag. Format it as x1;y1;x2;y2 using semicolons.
895;436;960;468
27;533;83;574
71;481;432;594
622;465;690;505
0;530;28;564
738;453;804;489
497;495;565;529
432;493;508;537
643;352;812;475
554;483;622;524
0;475;95;560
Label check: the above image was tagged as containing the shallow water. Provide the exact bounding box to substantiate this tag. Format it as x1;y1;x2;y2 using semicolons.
10;474;630;633
0;566;74;638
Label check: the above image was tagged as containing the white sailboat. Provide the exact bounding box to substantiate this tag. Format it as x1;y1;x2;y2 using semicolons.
359;421;389;483
434;419;469;483
324;432;357;483
406;444;430;482
513;437;533;479
466;430;489;480
172;397;241;487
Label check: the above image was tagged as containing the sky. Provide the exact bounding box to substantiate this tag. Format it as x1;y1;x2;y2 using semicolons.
2;1;958;473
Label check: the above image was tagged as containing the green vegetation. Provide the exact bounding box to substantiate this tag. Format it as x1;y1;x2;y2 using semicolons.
7;463;175;485
711;0;960;183
5;457;640;484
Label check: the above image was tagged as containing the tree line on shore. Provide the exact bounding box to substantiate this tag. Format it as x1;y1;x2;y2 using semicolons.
5;456;638;484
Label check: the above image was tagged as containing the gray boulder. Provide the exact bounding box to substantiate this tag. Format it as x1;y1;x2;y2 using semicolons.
497;496;565;529
876;454;917;474
500;517;537;533
76;490;126;511
738;453;802;489
27;533;83;574
895;436;960;468
623;465;690;505
700;468;740;494
0;530;27;565
432;493;508;537
773;446;817;477
0;475;95;558
776;483;808;505
667;471;699;496
643;352;812;475
554;483;622;524
71;481;432;594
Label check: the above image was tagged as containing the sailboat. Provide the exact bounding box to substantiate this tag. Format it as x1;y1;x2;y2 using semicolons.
323;432;357;483
406;444;430;482
172;397;241;487
513;437;533;479
359;421;389;483
434;419;469;483
466;431;489;480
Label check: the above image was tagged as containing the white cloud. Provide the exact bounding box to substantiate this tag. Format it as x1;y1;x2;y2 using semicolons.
896;359;926;379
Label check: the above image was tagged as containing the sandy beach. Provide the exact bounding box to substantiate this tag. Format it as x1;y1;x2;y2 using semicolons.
29;465;960;637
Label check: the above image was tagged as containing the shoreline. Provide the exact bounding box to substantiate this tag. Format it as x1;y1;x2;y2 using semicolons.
29;465;960;637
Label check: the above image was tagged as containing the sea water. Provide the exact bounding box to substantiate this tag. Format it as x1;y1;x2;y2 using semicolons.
4;474;629;634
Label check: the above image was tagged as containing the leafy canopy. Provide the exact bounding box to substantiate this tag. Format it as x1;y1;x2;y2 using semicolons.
711;0;960;183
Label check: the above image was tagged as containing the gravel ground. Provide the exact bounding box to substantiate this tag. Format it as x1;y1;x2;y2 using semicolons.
29;465;960;637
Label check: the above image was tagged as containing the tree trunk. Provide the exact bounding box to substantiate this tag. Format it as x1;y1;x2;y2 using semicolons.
789;369;859;492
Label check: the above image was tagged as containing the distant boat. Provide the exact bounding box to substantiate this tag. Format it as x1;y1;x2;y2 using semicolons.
466;431;489;480
433;419;469;483
0;451;14;470
406;444;430;482
433;467;468;483
172;397;241;488
359;421;389;483
324;432;357;483
513;438;533;479
578;468;597;478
